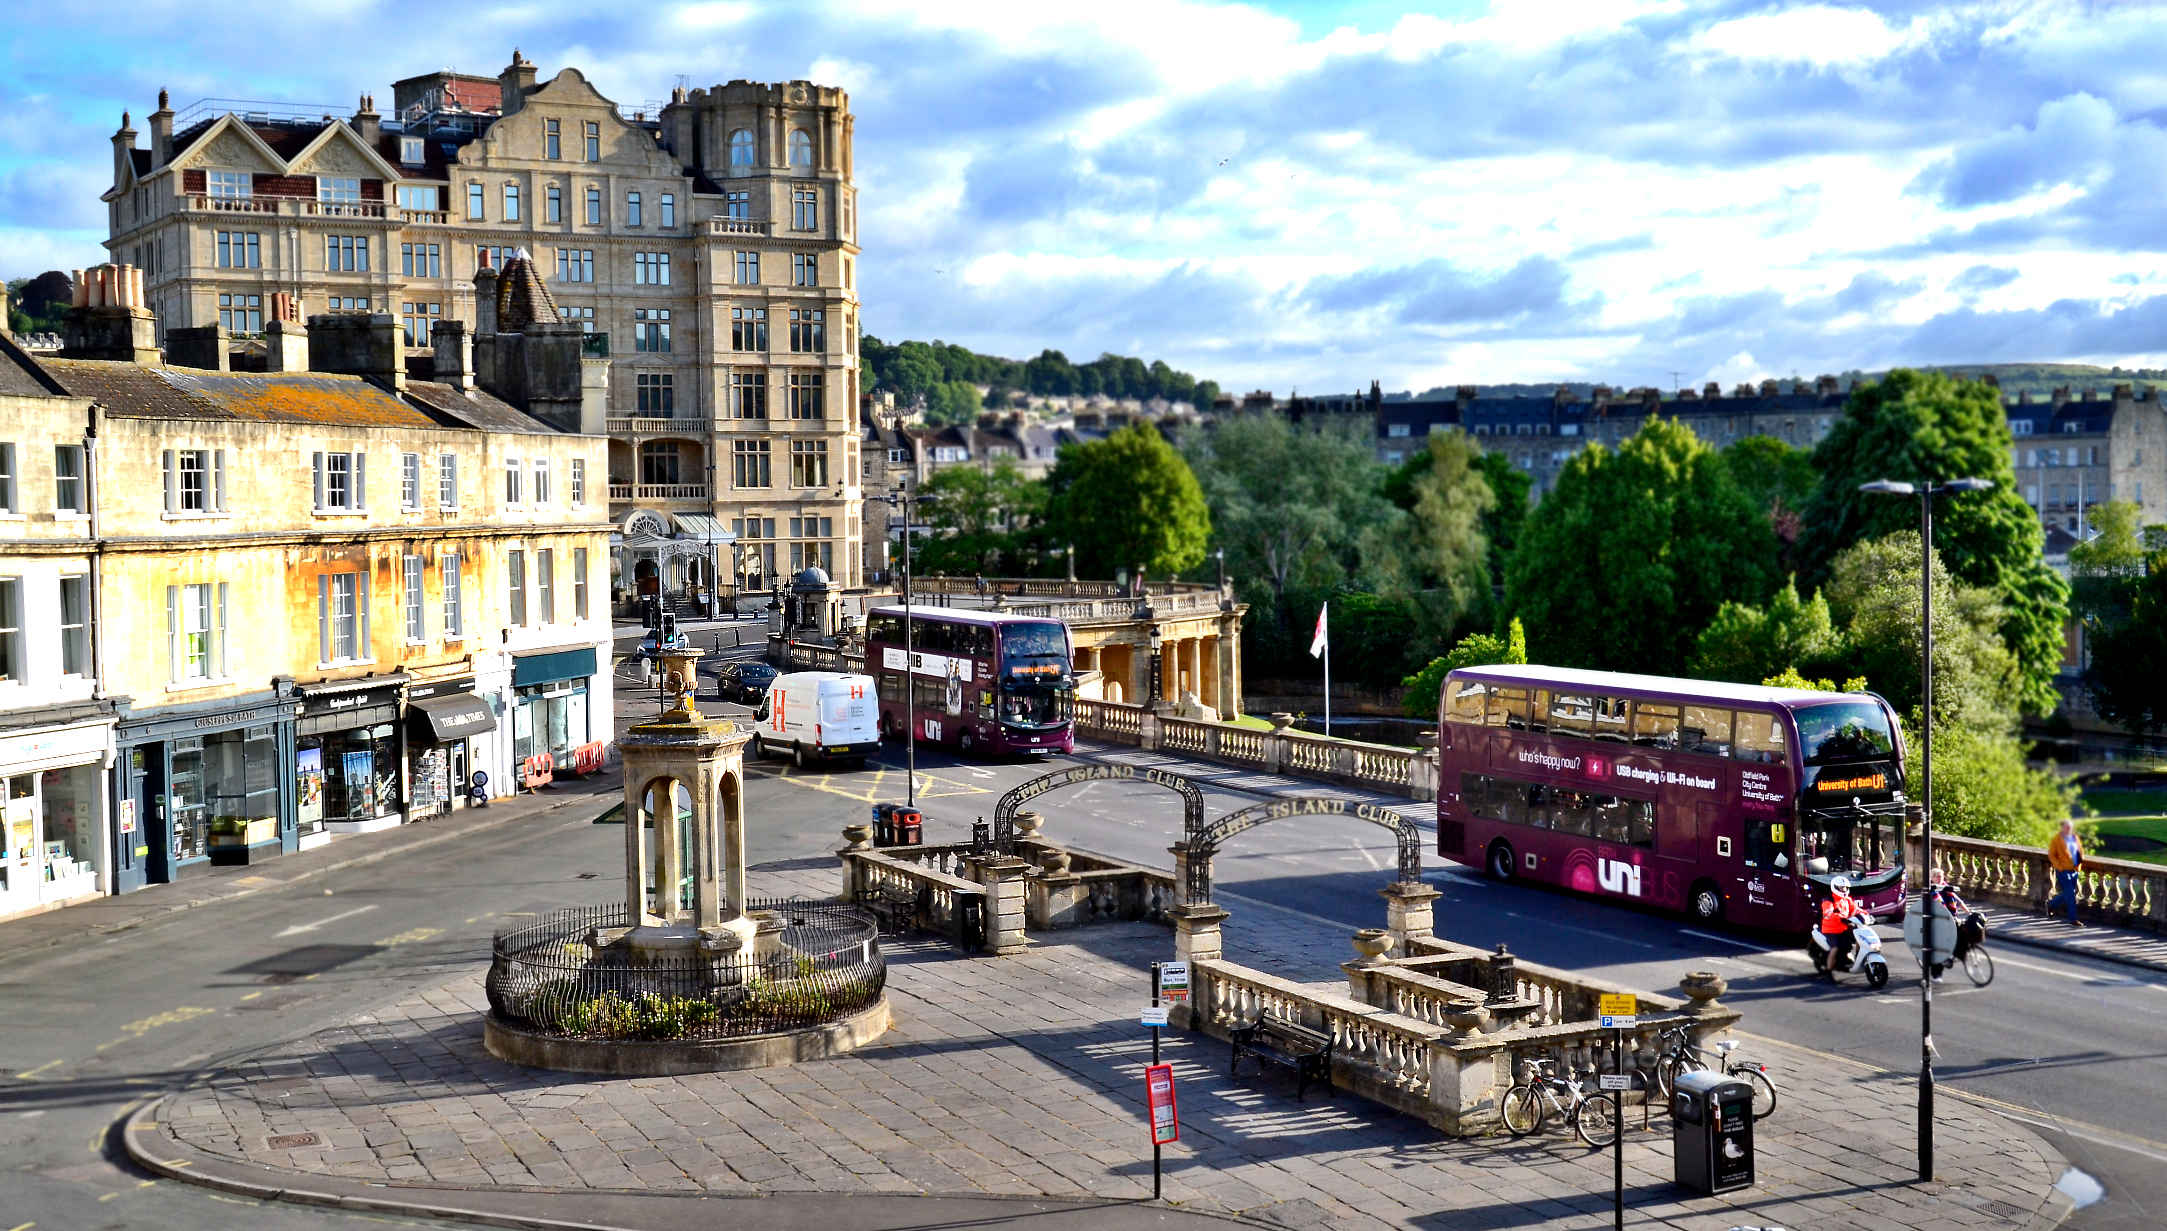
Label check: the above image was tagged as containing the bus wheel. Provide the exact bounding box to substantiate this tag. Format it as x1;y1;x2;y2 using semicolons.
958;730;976;756
1689;881;1724;924
1486;841;1515;881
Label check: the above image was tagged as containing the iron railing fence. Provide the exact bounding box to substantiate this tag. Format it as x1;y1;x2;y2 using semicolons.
486;899;884;1040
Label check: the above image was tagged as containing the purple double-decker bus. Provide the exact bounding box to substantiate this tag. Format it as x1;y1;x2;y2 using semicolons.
864;606;1075;756
1436;664;1909;931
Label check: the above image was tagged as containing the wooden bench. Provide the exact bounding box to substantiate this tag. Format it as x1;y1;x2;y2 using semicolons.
1229;1011;1335;1100
860;881;917;935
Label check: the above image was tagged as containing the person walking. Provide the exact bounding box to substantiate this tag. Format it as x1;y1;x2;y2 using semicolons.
2046;818;2084;926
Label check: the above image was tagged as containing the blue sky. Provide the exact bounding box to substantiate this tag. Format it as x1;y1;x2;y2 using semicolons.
7;0;2167;394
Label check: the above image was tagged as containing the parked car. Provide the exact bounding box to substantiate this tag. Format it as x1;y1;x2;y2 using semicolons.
714;661;778;704
751;672;880;768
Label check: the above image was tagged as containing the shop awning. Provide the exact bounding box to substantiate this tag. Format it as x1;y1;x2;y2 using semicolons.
408;692;498;743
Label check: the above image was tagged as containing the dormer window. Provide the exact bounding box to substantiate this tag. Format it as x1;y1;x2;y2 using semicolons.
729;128;754;167
400;135;425;165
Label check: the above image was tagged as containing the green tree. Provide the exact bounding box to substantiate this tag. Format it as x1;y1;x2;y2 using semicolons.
1400;618;1526;718
1690;580;1843;685
1042;423;1209;579
1903;719;2079;847
912;459;1045;575
1182;415;1394;635
2085;551;2167;735
1821;532;2018;728
1366;431;1494;648
1722;435;1816;574
921;380;983;427
1473;451;1531;591
1504;416;1778;674
1798;369;2069;715
2068;500;2150;631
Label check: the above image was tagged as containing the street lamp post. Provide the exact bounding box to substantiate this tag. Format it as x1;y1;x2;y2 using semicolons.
1858;474;1994;1184
882;481;923;808
1147;623;1163;710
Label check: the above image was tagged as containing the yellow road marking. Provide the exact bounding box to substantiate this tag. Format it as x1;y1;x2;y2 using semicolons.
11;1221;38;1230
376;926;443;947
763;762;989;804
137;1180;155;1188
98;1192;119;1202
239;990;263;1001
94;1006;216;1052
13;1059;62;1079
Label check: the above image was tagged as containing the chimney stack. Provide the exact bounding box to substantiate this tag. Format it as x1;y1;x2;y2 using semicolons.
61;263;159;364
431;319;475;391
164;324;231;371
306;312;405;391
498;48;538;116
1704;381;1721;399
149;89;174;168
353;93;381;146
264;293;308;371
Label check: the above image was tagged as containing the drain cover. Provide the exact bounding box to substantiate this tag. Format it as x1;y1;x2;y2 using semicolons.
266;1133;322;1150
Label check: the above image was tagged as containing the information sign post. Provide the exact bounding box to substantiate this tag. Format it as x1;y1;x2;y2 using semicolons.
1597;993;1637;1230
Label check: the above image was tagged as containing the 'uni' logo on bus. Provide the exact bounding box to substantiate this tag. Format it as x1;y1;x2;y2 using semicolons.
1597;857;1641;897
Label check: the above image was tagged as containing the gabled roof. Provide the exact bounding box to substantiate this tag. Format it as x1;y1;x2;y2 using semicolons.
0;332;70;399
36;359;455;429
167;112;298;170
402;380;565;435
285;118;405;182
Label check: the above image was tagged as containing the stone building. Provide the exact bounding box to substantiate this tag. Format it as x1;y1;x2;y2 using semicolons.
0;264;610;894
102;51;864;595
0;329;112;922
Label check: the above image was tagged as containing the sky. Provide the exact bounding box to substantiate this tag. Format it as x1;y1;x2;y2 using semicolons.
7;0;2167;395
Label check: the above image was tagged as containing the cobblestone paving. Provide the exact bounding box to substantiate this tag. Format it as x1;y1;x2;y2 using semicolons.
153;860;2066;1230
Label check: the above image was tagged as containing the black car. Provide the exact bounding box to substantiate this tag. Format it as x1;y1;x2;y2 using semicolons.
715;661;778;704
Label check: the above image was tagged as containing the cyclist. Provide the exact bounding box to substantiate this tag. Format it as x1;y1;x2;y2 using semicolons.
1926;869;1986;981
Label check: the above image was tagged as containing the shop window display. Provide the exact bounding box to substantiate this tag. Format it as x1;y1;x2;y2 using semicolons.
169;727;280;861
514;680;589;764
300;724;401;825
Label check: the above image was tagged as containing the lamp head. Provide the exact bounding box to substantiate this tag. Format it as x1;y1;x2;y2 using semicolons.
1942;477;1995;493
1858;479;1916;496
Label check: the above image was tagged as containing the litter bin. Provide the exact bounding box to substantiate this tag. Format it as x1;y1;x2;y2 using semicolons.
1672;1070;1755;1195
872;803;924;847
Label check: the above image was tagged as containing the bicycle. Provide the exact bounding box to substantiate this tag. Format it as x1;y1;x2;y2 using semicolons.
1652;1023;1776;1121
1501;1057;1617;1147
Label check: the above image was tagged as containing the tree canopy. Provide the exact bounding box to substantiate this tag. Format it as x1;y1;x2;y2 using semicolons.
1689;580;1843;686
860;334;1218;411
1798;368;2069;715
1503;416;1779;675
911;459;1045;576
1722;435;1816;576
2084;546;2167;735
1401;618;1527;718
1041;423;1210;579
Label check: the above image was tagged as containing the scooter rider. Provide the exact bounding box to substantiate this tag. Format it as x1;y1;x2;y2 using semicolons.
1819;875;1868;974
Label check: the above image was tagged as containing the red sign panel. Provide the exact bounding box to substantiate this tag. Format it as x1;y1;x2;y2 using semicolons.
1145;1063;1178;1145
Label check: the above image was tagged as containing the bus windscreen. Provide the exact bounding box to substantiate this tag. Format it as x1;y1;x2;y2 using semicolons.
1795;702;1895;764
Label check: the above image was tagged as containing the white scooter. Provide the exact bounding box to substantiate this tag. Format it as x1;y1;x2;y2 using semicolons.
1808;912;1890;989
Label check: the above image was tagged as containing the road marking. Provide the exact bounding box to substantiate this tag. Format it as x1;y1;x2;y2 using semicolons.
94;1006;216;1052
97;1192;118;1203
1992;1110;2167;1165
13;1059;62;1079
1681;929;1766;951
274;903;379;938
239;990;263;1001
16;1110;41;1119
10;1220;36;1230
375;927;443;947
1353;843;1383;872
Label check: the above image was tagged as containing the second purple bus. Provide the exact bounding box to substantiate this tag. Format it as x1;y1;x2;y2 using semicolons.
1436;664;1909;931
864;606;1075;756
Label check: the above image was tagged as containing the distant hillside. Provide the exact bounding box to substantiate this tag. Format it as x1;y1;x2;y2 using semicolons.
1388;364;2167;405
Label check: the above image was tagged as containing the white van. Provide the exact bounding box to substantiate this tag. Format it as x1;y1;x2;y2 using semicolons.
752;671;880;768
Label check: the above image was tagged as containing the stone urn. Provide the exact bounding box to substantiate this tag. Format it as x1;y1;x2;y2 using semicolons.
1039;849;1072;876
1014;810;1045;841
1678;970;1728;1015
841;823;874;852
1269;712;1296;732
1444;999;1491;1037
1351;928;1394;966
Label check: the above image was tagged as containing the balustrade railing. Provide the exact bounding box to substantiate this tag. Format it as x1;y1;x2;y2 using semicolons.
608;482;710;502
1924;831;2166;933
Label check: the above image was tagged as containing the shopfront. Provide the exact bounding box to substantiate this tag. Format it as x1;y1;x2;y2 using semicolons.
296;677;408;836
0;711;115;921
406;677;496;817
511;648;599;771
115;690;296;885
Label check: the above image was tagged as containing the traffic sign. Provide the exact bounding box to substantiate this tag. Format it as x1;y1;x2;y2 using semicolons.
1158;961;1190;1003
1597;993;1637;1017
1597;1073;1632;1092
1145;1063;1179;1145
1141;1005;1170;1028
1599;1014;1637;1030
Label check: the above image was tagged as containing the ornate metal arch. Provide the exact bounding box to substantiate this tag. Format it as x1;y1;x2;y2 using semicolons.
1182;797;1425;907
993;764;1205;855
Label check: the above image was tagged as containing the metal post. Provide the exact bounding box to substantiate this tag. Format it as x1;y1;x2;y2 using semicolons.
1151;961;1163;1200
1613;1026;1625;1230
901;486;916;809
1918;487;1935;1183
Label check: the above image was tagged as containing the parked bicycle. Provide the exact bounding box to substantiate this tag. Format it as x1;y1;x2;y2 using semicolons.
1501;1057;1617;1147
1652;1023;1776;1120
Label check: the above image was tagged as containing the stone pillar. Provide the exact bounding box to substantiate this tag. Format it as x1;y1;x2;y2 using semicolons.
1171;903;1229;964
1201;634;1219;711
614;697;755;957
1185;637;1202;700
1027;849;1081;929
838;822;873;901
1160;639;1178;703
692;762;720;930
973;854;1032;954
655;777;683;917
1343;927;1393;1003
1382;881;1443;955
624;774;655;924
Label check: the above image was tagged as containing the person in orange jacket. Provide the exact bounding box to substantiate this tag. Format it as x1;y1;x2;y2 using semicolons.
2046;819;2084;926
1819;875;1867;972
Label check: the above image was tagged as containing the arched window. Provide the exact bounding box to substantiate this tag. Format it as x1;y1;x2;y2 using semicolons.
728;128;754;167
788;127;813;168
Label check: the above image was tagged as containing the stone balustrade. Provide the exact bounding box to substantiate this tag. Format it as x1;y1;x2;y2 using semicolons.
1916;830;2167;934
1073;700;1439;802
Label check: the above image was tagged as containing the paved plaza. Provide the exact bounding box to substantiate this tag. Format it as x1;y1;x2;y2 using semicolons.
128;857;2073;1231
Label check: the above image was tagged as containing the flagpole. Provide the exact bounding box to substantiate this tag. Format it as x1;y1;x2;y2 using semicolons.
1324;626;1332;737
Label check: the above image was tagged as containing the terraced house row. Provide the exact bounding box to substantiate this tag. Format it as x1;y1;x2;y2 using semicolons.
102;49;864;603
0;264;612;924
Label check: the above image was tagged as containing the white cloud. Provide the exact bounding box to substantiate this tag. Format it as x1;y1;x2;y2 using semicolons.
1694;5;1928;67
